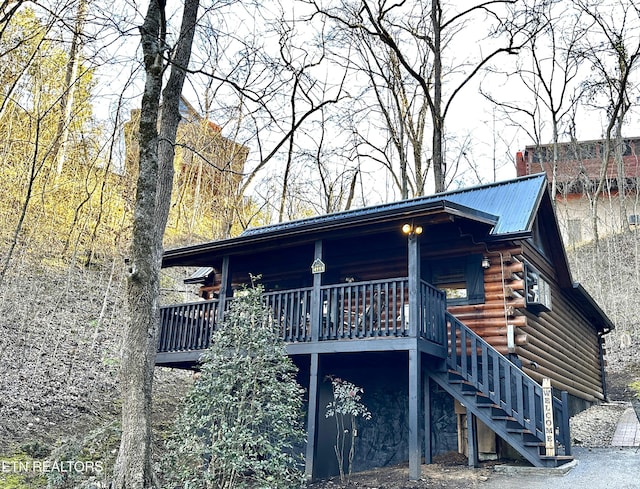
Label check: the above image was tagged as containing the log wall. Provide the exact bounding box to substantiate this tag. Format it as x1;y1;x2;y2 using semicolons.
438;243;605;404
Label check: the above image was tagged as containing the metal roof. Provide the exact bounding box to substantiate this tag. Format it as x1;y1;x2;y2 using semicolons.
242;173;546;238
183;266;215;284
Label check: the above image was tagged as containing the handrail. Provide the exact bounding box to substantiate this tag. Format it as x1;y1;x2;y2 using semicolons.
446;312;570;453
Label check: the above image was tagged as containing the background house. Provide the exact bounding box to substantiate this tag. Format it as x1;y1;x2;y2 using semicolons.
157;174;613;480
124;97;249;244
516;138;640;246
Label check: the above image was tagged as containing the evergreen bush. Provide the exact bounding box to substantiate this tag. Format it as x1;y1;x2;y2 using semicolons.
163;282;306;488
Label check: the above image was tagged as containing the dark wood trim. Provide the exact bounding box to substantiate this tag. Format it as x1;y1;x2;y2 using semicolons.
155;351;202;366
311;240;322;342
217;255;231;322
286;337;441;356
408;233;420;337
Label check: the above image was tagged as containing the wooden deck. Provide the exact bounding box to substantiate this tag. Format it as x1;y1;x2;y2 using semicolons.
156;277;448;366
155;276;572;469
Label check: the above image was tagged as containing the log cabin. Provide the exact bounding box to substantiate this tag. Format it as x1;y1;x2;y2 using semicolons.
156;173;613;480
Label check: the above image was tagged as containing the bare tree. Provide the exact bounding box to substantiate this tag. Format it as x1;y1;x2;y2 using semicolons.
52;0;89;177
185;1;349;226
111;0;199;486
310;0;537;193
481;2;586;202
572;0;640;243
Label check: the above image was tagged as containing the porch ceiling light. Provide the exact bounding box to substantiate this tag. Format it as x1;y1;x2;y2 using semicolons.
402;223;423;235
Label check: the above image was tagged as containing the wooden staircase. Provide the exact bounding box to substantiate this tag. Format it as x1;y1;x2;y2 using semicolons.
429;312;573;468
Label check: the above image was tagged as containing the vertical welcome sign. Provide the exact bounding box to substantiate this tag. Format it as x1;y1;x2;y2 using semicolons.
542;378;555;456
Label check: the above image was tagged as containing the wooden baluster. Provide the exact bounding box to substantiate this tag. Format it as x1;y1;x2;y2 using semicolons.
481;344;489;394
515;374;524;425
504;361;512;415
492;349;500;405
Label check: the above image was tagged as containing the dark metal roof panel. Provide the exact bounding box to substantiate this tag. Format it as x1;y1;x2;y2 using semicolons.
242;173;546;238
183;266;215;284
441;174;546;235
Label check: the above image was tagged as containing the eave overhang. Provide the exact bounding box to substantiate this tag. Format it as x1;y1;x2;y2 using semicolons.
162;200;499;268
569;282;615;335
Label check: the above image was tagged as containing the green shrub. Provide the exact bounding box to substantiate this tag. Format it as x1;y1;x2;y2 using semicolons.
163;283;306;489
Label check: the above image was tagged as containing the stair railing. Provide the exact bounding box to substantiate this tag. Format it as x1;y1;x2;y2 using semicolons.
446;312;571;454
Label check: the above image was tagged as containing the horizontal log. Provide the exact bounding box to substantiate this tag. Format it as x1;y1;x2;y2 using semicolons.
526;333;602;376
525;337;602;387
456;315;527;329
452;335;527;356
483;292;524;304
526;325;601;370
525;311;600;359
449;301;524;314
483;262;524;281
549;300;602;348
452;326;527;345
517;344;602;393
516;348;603;402
451;308;519;321
485;279;524;293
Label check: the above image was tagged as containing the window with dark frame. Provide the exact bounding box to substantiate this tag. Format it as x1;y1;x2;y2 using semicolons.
428;254;485;305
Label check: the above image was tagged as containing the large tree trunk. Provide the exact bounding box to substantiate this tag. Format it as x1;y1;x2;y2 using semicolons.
112;0;199;486
112;0;164;487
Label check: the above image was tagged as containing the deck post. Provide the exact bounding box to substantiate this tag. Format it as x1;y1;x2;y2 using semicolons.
466;409;478;467
305;353;319;480
407;233;421;338
424;374;432;464
310;240;323;342
408;348;422;480
217;255;231;323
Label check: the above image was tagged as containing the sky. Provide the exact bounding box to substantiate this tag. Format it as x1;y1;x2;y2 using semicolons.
86;0;640;204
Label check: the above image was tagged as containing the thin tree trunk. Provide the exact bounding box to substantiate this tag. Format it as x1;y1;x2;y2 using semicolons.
53;0;88;177
431;0;445;193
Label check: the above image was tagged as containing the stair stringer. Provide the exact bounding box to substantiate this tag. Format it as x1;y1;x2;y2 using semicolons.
433;312;572;468
430;370;552;467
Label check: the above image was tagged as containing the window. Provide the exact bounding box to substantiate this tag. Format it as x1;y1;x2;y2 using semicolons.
525;263;552;312
428;255;485;305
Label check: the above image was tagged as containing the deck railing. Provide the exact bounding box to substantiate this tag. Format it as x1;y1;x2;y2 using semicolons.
158;300;219;353
446;312;571;454
263;287;313;342
158;277;447;352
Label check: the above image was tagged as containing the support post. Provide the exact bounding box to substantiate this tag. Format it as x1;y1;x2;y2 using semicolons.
305;353;319;480
466;409;478;468
409;348;422;479
310;240;323;342
407;233;421;338
217;255;231;323
424;374;432;464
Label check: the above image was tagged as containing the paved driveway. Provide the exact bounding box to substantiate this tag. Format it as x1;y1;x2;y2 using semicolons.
488;447;639;489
